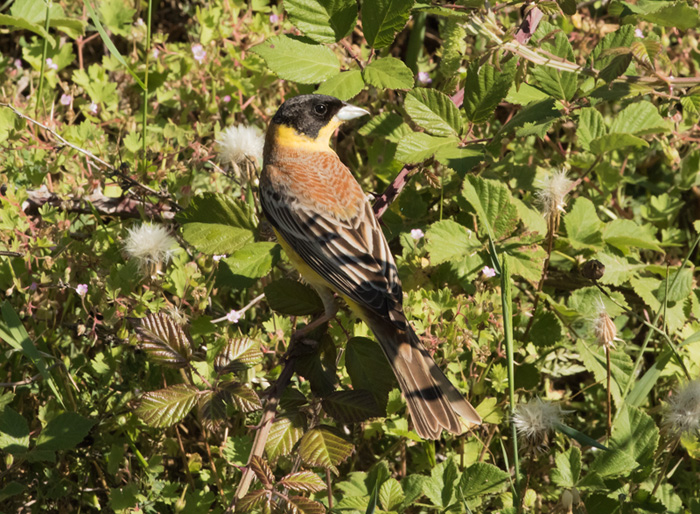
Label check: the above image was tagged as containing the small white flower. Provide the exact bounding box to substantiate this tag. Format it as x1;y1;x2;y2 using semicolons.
152;48;160;59
513;398;564;450
89;102;98;114
14;59;22;69
192;43;206;63
136;18;145;26
536;169;575;218
226;309;241;323
410;228;424;240
482;266;496;278
60;94;72;106
212;254;227;262
417;71;432;85
124;222;178;274
223;94;232;103
269;13;280;23
217;124;264;166
635;28;644;38
46;58;58;71
663;381;700;436
76;284;88;296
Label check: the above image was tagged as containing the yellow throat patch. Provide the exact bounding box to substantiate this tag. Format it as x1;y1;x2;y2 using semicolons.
273;118;341;152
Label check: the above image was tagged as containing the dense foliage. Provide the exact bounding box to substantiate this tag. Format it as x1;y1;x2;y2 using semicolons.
1;0;700;512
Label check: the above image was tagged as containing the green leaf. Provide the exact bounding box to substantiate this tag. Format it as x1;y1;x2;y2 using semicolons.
598;53;633;83
529;311;563;347
221;242;280;286
590;448;639;478
226;382;262;413
555;423;609;450
464;60;517;123
345;337;396;408
0;407;30;454
178;194;256;255
589;25;635;69
425;219;482;265
266;413;306;459
395;132;457;164
362;57;414;90
423;458;459;508
279;471;326;493
602;219;662;253
34;412;96;452
379;478;404;511
215;337;263;373
284;0;357;43
0;14;55;47
298;426;354;474
626;350;672;407
640;1;700;29
0;481;25;503
461;175;519;240
589;132;648;153
577;340;633;407
564;197;604;249
551;447;582;488
287;496;326;514
594;252;641;286
658;268;693;303
250;35;340;84
612;404;659;466
136;385;200;428
131;313;192;368
362;0;414;48
404;88;462;136
458;462;510;499
264;278;324;316
358;112;411;141
322;390;385;423
577;107;607;151
316;70;365;100
609;100;671;136
500;99;561;138
530;32;577;101
435;145;484;174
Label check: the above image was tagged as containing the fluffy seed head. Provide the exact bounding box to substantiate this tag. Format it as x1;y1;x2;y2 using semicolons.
536;169;575;220
124;222;177;274
663;381;700;437
513;398;563;451
217;125;264;166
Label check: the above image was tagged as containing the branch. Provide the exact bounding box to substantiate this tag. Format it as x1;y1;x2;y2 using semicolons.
514;7;543;44
21;187;176;221
373;166;417;218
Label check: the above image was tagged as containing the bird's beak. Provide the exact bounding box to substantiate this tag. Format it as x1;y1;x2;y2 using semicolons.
336;103;370;121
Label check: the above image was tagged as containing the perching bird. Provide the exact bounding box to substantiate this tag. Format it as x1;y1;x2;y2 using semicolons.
260;94;481;439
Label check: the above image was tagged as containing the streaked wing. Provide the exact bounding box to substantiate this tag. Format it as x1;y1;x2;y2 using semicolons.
261;183;403;322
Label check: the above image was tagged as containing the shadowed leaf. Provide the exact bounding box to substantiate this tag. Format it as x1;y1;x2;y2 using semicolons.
136;385;200;428
131;313;192;368
298;427;354;474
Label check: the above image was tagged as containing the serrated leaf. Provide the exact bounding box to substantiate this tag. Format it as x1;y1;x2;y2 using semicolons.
131;313;192;368
395;132;457;164
0;14;56;47
221;242;280;286
136;385;200;428
557;0;577;14
603;219;662;253
576;340;633;407
658;268;693;303
589;133;648;153
457;462;510;499
345;337;396;408
564;197;604;249
279;471;326;493
590;448;639;477
594;404;659;473
405;88;462;136
358;112;410;141
316;70;365;100
266;413;306;459
285;0;357;43
224;382;262;413
362;0;414;48
264;278;324;316
425;219;481;265
238;488;268;511
287;496;327;514
461;175;519;240
250;35;340;84
215;337;263;374
435;144;484;174
599;53;633;83
322;390;385;423
379;478;404;511
630;40;656;69
298;427;353;474
589;25;635;69
577;108;607;151
362;57;414;90
609;100;671;136
551;447;582;487
464;60;516;123
422;458;459;508
640;1;700;30
250;455;275;486
500;98;561;138
530;32;577;101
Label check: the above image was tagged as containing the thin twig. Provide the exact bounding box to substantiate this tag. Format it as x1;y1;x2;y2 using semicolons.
373;166;416;219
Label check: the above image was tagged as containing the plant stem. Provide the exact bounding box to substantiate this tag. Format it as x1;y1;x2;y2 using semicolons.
405;12;426;74
142;0;153;159
37;0;52;116
500;256;521;511
605;345;612;440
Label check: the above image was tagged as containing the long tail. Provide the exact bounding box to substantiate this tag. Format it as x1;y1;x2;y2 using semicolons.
364;312;482;439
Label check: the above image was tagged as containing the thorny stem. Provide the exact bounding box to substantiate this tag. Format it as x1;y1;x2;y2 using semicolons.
373;166;416;218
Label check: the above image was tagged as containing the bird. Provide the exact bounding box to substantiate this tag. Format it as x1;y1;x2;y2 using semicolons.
259;94;482;439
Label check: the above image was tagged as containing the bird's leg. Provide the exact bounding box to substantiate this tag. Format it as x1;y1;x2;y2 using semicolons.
290;288;338;345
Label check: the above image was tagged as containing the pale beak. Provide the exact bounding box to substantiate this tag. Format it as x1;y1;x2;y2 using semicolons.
336;103;370;121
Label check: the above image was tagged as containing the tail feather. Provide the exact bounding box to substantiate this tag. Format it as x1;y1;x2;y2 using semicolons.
365;313;482;439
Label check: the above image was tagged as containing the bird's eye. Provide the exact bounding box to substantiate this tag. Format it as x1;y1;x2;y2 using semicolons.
314;104;327;115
